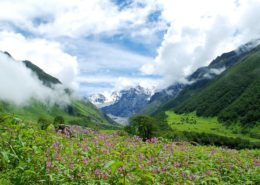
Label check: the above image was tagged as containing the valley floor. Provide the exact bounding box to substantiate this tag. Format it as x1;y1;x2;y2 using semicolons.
166;111;260;143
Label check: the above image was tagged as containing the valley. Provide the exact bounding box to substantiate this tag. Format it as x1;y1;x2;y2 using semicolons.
0;1;260;184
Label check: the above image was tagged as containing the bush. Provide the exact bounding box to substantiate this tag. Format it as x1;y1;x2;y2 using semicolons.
53;116;65;127
38;117;51;130
125;115;158;140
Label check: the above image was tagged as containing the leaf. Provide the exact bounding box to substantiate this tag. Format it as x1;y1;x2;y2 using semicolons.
104;160;116;169
1;151;10;163
105;161;123;174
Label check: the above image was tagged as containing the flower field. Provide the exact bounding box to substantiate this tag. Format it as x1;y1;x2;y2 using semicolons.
0;115;259;184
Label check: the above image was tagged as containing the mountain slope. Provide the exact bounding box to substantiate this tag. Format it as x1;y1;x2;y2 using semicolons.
23;60;61;87
142;42;258;115
157;45;260;125
141;83;184;115
0;52;117;128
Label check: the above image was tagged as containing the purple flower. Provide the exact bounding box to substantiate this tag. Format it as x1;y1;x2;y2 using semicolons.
254;159;260;166
83;157;89;165
52;141;60;151
174;162;181;167
118;167;125;174
95;169;102;177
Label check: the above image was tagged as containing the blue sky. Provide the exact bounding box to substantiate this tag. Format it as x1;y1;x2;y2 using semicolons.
0;0;259;96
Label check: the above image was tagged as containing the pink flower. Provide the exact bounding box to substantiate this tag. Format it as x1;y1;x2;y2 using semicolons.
95;169;102;177
83;157;89;165
118;167;125;174
148;137;159;143
254;159;260;166
46;158;52;172
174;162;181;167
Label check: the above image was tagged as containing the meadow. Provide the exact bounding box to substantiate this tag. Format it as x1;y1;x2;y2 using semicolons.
0;114;259;184
166;111;260;143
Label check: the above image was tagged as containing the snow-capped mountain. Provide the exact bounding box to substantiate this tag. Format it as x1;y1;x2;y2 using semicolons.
88;91;120;108
101;85;154;117
89;85;154;118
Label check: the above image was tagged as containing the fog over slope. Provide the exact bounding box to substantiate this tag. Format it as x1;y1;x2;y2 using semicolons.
0;52;70;106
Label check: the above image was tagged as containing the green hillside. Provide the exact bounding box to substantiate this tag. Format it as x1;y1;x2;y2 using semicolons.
23;60;61;87
158;46;260;126
0;53;117;129
0;99;117;129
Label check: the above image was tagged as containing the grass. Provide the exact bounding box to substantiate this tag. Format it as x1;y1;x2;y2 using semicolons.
166;111;260;142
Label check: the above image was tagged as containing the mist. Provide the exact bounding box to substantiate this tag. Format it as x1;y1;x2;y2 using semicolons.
0;52;70;106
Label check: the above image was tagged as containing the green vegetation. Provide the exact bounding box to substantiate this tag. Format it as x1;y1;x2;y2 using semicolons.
1;115;259;184
159;46;260;125
22;60;61;87
164;111;260;149
125;115;158;140
0;99;118;130
53;116;65;126
166;111;259;141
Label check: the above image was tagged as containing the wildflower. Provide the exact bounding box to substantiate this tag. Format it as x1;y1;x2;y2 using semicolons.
253;159;260;166
118;167;125;174
52;141;60;151
83;157;89;165
46;158;52;172
95;169;102;177
139;154;145;160
188;174;196;180
55;155;62;161
70;162;75;169
148;137;159;143
181;172;187;178
174;162;181;167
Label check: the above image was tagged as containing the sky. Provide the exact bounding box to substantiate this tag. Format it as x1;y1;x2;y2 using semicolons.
0;0;260;96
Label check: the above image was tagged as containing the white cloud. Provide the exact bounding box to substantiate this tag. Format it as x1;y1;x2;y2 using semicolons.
1;0;260;94
0;0;162;39
78;75;161;95
142;0;260;86
71;40;154;73
0;52;70;106
0;0;163;94
0;31;78;89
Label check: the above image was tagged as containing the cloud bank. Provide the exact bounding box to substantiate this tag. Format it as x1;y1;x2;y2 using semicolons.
1;0;260;94
142;0;260;87
0;52;70;106
0;31;78;89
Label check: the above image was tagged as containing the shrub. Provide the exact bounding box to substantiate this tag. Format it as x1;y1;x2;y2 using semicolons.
53;116;65;127
125;115;158;140
38;117;51;130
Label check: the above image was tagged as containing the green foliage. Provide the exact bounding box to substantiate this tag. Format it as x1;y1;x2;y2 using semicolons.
0;116;259;184
37;117;51;130
22;60;61;87
158;46;260;125
125;115;158;140
165;111;260;148
53;116;65;127
0;99;118;130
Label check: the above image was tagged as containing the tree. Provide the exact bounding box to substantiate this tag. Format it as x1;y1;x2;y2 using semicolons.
38;117;51;130
125;115;158;141
53;116;65;127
